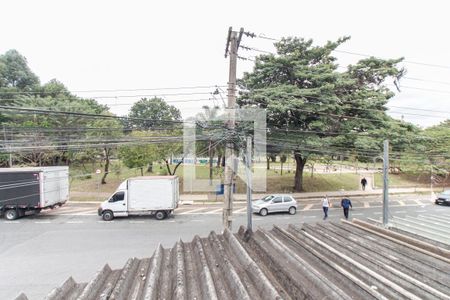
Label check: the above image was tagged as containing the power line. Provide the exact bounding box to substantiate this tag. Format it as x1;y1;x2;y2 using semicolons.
0;85;228;95
245;30;450;70
0;105;194;125
0;91;219;101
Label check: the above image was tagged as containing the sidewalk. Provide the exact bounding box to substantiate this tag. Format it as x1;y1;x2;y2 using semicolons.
180;187;435;204
70;187;437;204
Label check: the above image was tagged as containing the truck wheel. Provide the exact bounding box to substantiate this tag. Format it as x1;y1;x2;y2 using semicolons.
155;211;166;220
5;209;19;220
102;210;114;221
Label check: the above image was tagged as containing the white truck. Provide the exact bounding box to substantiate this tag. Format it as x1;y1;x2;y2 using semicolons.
98;176;179;221
0;166;69;220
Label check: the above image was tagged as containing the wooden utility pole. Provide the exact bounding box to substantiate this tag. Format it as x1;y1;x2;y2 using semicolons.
223;27;243;230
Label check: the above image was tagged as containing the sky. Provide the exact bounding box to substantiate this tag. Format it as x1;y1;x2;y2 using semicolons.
1;0;449;128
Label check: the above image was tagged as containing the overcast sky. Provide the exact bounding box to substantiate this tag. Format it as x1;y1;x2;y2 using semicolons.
1;0;449;128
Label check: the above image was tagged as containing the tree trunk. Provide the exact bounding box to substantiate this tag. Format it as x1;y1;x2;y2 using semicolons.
221;155;225;167
101;148;110;184
140;167;144;176
281;161;283;176
147;163;153;173
294;153;307;192
165;158;183;175
217;154;222;167
266;156;270;170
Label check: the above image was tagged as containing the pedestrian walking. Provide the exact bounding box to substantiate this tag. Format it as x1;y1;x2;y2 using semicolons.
341;197;352;220
360;177;367;191
322;195;330;220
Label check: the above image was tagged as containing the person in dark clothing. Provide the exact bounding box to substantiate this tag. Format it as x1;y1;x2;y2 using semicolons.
341;197;352;220
360;177;367;191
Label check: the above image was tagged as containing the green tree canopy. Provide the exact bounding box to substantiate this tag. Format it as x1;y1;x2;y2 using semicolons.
239;36;406;191
128;97;182;129
0;49;39;90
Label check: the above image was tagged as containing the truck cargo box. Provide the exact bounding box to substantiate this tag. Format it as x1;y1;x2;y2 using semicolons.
0;166;69;212
128;176;179;211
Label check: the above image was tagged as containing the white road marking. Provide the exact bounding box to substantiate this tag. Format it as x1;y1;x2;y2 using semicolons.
416;210;427;213
178;208;207;215
398;200;405;206
302;204;314;211
374;212;382;215
129;221;145;224
352;213;363;216
394;211;407;213
162;220;176;223
192;219;205;222
364;202;370;208
3;221;20;224
414;200;422;205
34;221;51;224
205;208;222;214
97;220;114;223
304;215;317;218
67;221;84;224
234;207;247;213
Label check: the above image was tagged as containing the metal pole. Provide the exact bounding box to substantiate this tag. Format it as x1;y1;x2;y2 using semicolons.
245;136;253;231
383;140;389;226
223;29;238;230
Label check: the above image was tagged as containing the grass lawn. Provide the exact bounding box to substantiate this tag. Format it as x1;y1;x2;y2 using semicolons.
69;163;361;200
373;173;430;188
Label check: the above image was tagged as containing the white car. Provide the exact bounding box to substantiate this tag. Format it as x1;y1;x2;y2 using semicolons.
252;194;297;216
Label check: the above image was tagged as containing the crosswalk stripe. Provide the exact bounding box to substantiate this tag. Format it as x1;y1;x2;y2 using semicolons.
364;202;370;208
235;207;247;213
178;207;208;215
398;200;405;206
205;208;222;214
302;204;313;211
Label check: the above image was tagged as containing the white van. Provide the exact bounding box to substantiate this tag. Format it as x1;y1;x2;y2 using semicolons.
98;176;179;221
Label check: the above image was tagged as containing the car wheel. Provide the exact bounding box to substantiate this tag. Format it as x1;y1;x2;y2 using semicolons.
5;209;19;220
288;207;296;215
155;211;167;220
102;210;114;221
259;208;268;216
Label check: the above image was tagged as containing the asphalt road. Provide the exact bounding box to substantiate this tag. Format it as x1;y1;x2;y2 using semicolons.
0;194;448;300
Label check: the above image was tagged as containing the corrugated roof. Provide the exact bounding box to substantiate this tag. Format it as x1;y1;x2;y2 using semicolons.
16;219;450;300
388;214;450;246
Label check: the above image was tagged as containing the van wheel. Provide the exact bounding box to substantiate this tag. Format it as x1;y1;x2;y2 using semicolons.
5;209;19;220
102;210;114;221
288;207;296;215
155;211;167;220
259;208;268;216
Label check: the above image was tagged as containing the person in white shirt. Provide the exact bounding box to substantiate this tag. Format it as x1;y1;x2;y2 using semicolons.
322;195;330;220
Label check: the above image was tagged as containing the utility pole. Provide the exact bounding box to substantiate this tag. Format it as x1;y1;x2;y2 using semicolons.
223;27;243;230
382;140;389;226
245;136;253;231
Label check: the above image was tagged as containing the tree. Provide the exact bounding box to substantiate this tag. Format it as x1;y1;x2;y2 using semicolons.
128;97;181;129
239;37;405;191
422;120;450;173
0;49;39;90
194;106;224;183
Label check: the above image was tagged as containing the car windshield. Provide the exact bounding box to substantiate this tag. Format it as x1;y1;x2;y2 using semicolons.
261;195;275;202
